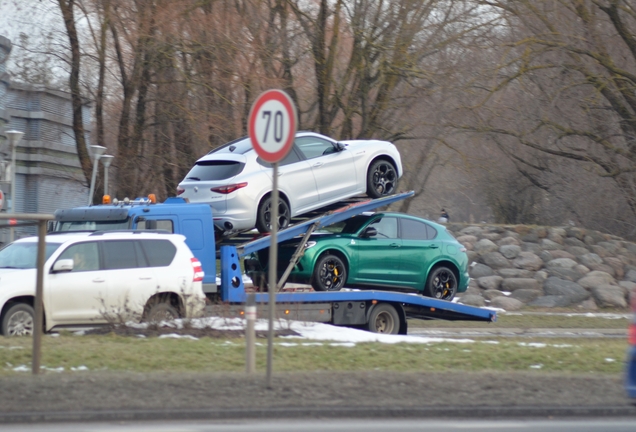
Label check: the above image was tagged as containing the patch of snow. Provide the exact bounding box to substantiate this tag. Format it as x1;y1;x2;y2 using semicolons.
529;364;543;369
605;358;616;363
71;365;89;371
518;342;547;348
12;365;29;372
158;334;199;341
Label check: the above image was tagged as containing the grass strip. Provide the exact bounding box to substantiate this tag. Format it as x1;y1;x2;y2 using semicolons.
0;333;627;375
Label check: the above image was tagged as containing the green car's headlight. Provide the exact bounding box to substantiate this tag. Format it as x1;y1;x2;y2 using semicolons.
305;241;317;249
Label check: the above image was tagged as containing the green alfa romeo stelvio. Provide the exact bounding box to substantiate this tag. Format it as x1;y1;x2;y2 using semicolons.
250;212;469;300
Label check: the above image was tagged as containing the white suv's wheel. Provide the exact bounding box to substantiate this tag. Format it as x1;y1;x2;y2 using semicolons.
2;303;35;337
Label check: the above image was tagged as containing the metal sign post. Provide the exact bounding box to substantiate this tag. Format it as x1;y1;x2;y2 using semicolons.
247;89;298;389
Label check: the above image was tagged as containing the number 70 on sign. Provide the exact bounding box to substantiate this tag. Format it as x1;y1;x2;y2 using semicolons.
248;89;298;163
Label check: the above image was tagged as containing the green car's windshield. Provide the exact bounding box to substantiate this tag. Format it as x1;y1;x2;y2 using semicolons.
321;214;373;234
0;242;63;269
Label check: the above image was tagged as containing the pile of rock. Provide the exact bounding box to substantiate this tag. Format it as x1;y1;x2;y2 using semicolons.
446;223;636;311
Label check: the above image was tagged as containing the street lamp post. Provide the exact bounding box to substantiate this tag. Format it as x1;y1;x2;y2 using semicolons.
100;155;114;196
6;130;24;242
88;145;106;205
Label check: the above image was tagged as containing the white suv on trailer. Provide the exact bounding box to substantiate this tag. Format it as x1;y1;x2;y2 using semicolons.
0;231;206;336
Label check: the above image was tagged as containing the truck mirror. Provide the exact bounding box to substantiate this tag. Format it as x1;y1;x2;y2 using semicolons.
47;221;55;232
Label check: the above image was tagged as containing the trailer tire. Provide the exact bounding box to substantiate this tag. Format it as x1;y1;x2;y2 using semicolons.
366;303;399;334
311;253;347;291
2;303;35;337
425;265;458;301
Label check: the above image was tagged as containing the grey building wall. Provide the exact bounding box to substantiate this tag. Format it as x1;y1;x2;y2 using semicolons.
0;35;90;240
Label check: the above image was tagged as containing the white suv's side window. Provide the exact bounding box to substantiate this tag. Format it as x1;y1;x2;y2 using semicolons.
102;240;139;270
57;242;100;272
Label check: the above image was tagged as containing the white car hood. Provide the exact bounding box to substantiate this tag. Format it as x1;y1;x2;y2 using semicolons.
0;268;31;276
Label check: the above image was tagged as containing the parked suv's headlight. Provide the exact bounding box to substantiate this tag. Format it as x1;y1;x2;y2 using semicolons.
305;241;317;249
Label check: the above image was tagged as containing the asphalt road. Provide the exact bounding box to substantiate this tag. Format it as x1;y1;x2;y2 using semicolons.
3;418;636;432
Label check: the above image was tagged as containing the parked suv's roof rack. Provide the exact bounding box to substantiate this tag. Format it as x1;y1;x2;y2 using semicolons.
88;229;172;236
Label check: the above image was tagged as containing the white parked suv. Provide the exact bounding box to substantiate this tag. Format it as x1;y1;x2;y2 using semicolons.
0;231;207;336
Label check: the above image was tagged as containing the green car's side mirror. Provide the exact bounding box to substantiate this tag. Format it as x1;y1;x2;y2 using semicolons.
362;227;378;238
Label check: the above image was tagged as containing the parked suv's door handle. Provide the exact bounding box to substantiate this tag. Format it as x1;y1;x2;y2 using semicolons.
313;162;323;167
390;243;401;248
92;278;105;283
139;276;152;280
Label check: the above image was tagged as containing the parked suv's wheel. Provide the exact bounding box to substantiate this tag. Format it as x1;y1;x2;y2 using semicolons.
311;253;347;291
425;266;458;301
366;303;399;334
144;301;180;323
2;303;35;337
256;196;291;233
367;160;398;198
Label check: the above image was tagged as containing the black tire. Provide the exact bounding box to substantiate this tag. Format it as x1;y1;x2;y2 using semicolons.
144;301;180;323
366;159;398;198
366;303;399;334
2;303;35;337
311;253;347;291
425;266;458;301
255;195;291;233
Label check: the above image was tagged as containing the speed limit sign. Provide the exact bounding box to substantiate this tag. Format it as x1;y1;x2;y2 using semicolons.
248;89;298;163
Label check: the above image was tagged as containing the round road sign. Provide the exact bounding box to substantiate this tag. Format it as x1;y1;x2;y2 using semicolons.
248;89;298;163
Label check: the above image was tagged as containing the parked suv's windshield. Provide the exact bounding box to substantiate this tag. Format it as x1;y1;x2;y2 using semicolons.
0;242;63;269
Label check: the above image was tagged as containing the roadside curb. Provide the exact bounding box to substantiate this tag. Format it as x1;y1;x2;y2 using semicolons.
2;405;636;424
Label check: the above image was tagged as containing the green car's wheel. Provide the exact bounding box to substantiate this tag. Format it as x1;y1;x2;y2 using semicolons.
425;266;458;301
311;254;347;291
366;303;399;334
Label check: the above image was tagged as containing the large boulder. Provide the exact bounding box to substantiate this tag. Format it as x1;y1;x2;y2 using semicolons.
546;267;583;282
590;285;627;308
501;278;540;292
549;250;576;260
578;271;615;289
604;257;625;279
565;245;589;256
579;253;603;268
475;239;498;254
512;252;544;271
477;275;504;290
546;258;578;270
499;245;521;259
457;235;478;245
470;263;494;278
481;252;511;269
498;236;520;246
541;239;563;250
498;268;534;278
458;294;485;307
510;289;543;303
460;226;484;236
528;295;580;308
483;289;505;301
489;296;524;311
543;277;590;302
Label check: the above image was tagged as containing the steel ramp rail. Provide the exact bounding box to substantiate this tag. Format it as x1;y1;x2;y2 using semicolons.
237;191;415;257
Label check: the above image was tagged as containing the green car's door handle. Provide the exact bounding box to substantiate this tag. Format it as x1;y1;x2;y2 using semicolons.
390;243;401;248
428;244;440;249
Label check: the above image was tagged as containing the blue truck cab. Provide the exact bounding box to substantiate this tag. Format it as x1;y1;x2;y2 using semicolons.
53;197;218;294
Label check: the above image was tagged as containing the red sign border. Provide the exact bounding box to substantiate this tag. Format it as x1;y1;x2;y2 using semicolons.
248;89;298;163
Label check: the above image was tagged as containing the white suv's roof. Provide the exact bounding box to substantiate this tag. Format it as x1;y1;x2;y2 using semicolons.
15;231;186;244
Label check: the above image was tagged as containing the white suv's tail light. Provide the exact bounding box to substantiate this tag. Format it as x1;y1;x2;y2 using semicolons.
191;257;204;282
177;187;185;196
211;182;248;194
